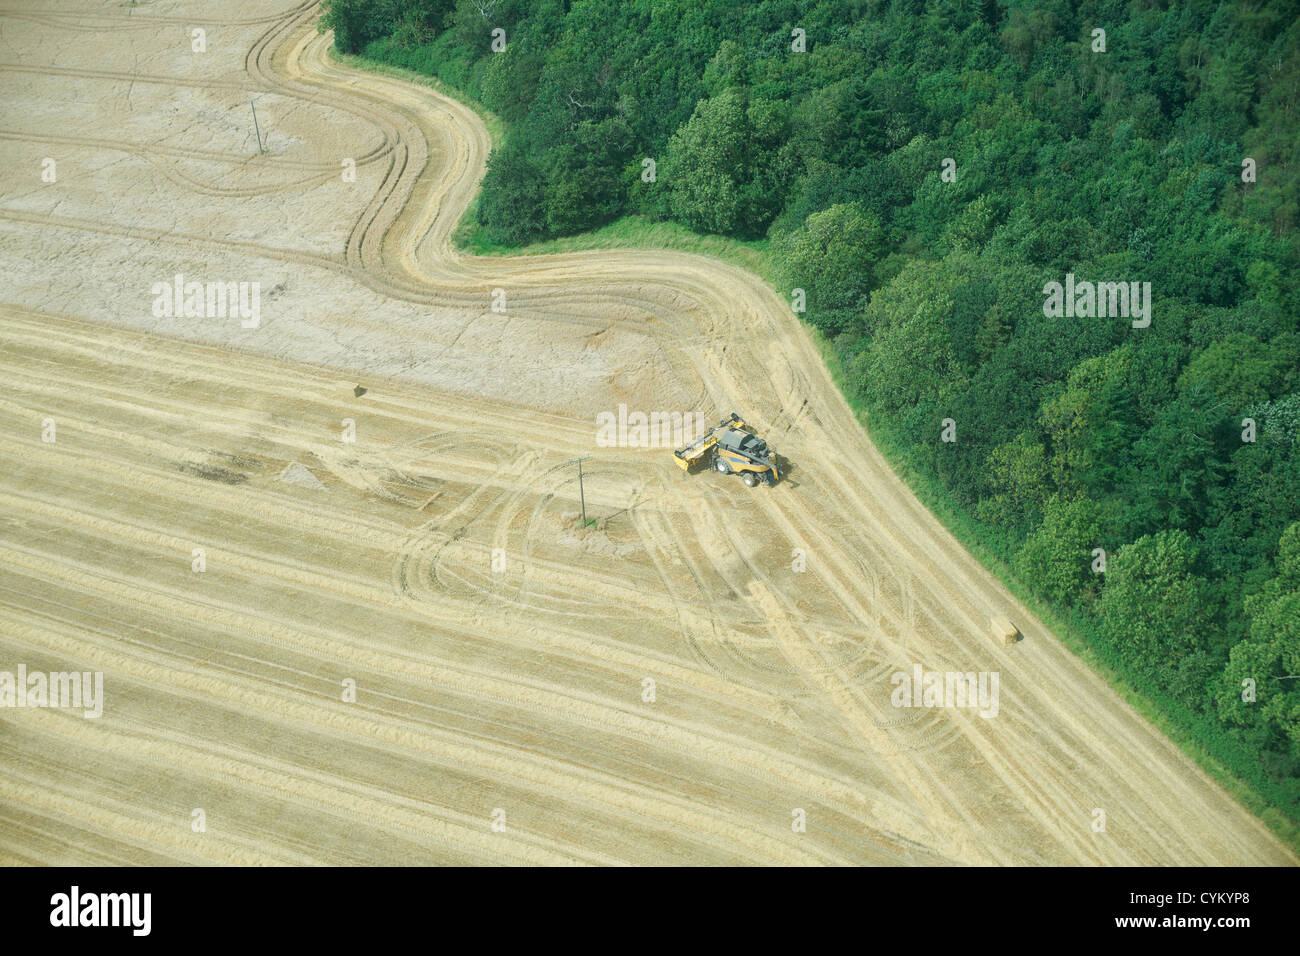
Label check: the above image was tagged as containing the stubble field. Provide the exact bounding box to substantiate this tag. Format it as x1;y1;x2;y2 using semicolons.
0;0;1293;865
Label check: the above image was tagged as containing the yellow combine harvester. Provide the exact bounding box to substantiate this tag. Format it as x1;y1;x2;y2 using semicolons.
673;413;780;487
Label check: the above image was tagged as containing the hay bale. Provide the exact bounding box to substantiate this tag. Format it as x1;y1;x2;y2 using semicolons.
991;617;1019;646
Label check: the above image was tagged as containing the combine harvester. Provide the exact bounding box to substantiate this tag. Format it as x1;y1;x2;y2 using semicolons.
673;413;780;487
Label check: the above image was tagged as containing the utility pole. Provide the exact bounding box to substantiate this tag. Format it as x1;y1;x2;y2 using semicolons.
249;97;264;154
566;456;592;528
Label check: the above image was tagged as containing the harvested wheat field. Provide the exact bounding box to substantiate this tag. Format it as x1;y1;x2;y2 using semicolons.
0;0;1293;866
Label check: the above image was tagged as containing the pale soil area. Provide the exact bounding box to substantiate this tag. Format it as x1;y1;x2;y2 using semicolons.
0;0;1293;865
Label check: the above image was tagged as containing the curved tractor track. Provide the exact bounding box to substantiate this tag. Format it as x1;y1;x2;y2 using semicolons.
0;1;1292;865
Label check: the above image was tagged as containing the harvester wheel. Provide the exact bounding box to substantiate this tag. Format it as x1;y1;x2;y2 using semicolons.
715;457;731;474
742;472;758;488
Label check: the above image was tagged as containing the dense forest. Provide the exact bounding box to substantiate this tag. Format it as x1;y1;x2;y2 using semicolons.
322;0;1300;833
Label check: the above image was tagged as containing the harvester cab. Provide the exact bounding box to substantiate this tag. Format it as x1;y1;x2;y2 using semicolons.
673;413;779;487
